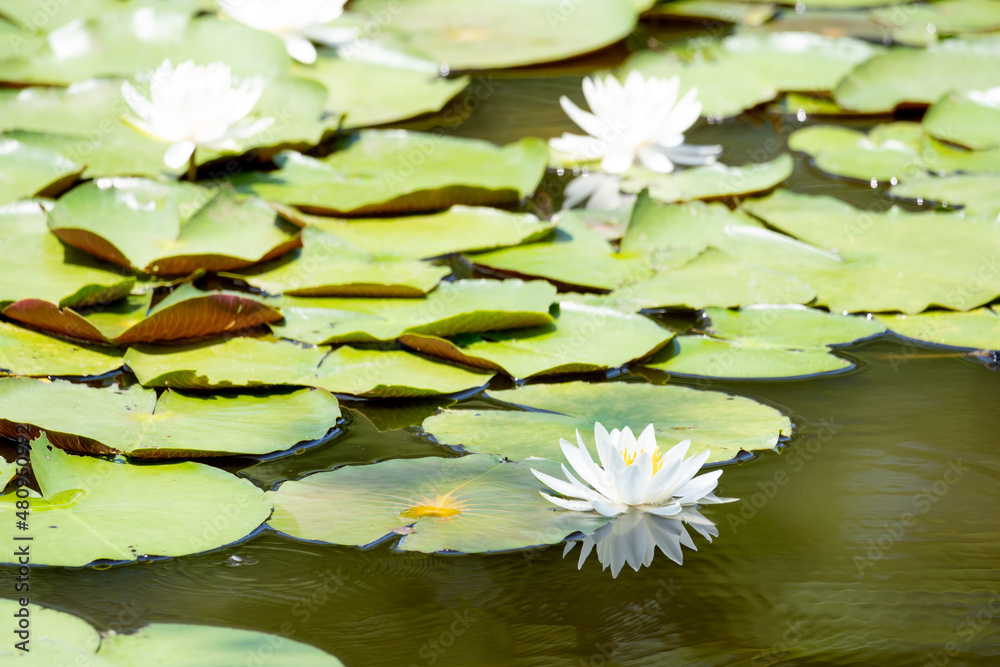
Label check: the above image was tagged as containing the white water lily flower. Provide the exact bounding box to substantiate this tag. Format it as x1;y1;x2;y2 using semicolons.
562;172;627;210
550;71;721;175
120;59;273;170
967;87;1000;109
219;0;353;64
531;422;734;517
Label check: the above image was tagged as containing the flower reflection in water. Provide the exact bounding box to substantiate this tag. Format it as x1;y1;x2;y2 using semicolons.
564;507;718;578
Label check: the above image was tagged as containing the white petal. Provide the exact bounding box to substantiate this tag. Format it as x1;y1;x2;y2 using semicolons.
163;141;195;169
586;174;623;211
637;145;675;174
120;80;153;121
561;174;603;209
284;33;318;64
560;96;606;139
539;492;593;512
600;147;634;174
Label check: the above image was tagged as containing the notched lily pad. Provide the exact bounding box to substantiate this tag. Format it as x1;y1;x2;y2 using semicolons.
400;300;673;379
231;131;548;216
266;454;611;553
4;284;282;345
271;279;556;344
640;305;884;379
0;321;122;377
0;433;272;566
877;308;1000;351
48;179;301;275
422;380;791;463
0;377;340;458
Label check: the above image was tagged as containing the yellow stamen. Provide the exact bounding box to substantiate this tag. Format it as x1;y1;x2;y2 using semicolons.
621;448;665;475
399;492;465;520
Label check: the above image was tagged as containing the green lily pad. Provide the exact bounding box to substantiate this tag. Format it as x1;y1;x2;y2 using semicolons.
622;155;793;202
619;194;765;256
0;12;290;85
623;32;880;118
0;433;272;566
48;180;300;274
4;284;283;345
645;0;777;26
125;337;494;398
468;214;644;291
835;37;1000;112
293;54;468;128
923;89;1000;150
267;454;611;552
297;205;554;260
232;226;450;297
743;0;911;7
0;598;103;666
0;320;122;377
0;0;201;32
870;0;1000;38
399;300;673;379
0;201;135;310
641;305;884;379
0;138;81;205
423;380;791;463
789;122;1000;184
231;131;548;216
741;189;1000;313
877;308;1000;351
350;0;638;71
890;174;1000;215
271;279;557;344
0;377;339;458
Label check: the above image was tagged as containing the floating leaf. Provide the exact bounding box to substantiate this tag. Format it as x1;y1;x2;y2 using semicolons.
232;226;450;297
297;205;554;260
0;12;290;85
48;180;300;274
645;1;776;26
351;0;638;70
0;598;103;665
741;189;1000;313
0;201;134;310
125;337;494;398
789;122;1000;184
923;90;1000;150
0;0;201;33
400;301;673;379
293;54;468;129
0;321;122;377
423;380;791;463
271;279;557;344
267;454;611;552
870;0;1000;39
4;284;283;345
877;308;1000;351
624;32;880;117
0;433;272;566
890;174;1000;215
835;37;1000;112
0;377;339;457
0;138;81;205
640;305;884;379
621;155;793;202
231;131;548;216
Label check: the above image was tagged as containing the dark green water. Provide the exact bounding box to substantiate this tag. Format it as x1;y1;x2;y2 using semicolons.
4;50;1000;667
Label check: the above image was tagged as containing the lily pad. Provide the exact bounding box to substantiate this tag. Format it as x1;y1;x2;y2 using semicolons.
877;308;1000;351
645;1;777;26
923;89;1000;150
125;337;494;398
0;0;201;32
350;0;638;71
741;189;1000;313
0;377;339;458
0;201;135;310
231;131;548;216
624;32;880;118
48;180;300;274
232;226;450;297
621;155;793;202
399;300;673;379
0;12;290;85
293;54;468;128
4;284;283;345
835;37;1000;112
0;433;272;566
789;122;1000;184
0;138;82;205
296;205;554;260
271;279;557;344
870;0;1000;38
267;454;611;552
890;174;1000;215
0;598;103;666
422;380;791;463
0;320;122;377
640;305;884;379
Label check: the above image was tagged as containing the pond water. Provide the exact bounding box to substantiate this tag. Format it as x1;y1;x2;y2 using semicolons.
8;56;1000;666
